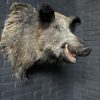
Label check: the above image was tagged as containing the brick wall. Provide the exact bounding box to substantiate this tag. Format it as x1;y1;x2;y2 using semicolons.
0;0;100;100
74;0;100;100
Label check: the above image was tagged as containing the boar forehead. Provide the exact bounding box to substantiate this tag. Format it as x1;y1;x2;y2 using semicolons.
38;12;74;50
51;12;74;38
42;12;74;40
54;12;71;29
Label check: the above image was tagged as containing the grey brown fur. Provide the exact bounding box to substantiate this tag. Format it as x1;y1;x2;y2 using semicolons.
0;3;91;80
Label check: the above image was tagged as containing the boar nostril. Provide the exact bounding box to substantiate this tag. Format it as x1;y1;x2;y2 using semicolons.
82;49;88;55
82;47;92;56
78;47;92;57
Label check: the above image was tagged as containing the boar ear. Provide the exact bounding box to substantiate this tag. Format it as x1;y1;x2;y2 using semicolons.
38;4;55;23
69;16;81;32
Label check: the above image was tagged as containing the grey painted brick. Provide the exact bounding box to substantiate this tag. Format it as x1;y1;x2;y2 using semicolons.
74;0;100;100
13;93;35;100
0;68;12;76
14;79;35;88
2;74;16;83
1;97;13;100
42;94;57;100
0;82;14;92
25;85;41;93
1;88;25;97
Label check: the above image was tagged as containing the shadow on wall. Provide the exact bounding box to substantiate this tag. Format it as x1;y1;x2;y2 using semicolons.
26;63;71;80
26;62;86;83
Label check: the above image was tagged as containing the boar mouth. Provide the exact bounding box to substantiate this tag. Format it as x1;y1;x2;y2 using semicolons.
62;44;77;63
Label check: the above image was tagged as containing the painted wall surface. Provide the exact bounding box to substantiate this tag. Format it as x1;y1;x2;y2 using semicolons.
0;0;100;100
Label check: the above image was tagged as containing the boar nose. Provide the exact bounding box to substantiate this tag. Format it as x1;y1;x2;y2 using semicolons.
78;47;92;56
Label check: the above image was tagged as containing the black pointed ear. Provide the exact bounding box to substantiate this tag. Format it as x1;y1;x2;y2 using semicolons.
69;16;81;32
38;4;55;23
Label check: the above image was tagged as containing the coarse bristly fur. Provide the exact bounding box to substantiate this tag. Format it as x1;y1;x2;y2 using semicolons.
0;2;91;80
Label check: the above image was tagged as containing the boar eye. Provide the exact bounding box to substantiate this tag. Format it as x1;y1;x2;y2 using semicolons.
70;17;81;32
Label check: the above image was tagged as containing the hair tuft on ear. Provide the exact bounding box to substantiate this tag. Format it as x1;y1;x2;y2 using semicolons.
10;2;32;11
38;4;55;23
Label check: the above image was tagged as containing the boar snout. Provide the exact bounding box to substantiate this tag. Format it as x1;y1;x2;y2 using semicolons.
78;47;92;57
62;44;92;63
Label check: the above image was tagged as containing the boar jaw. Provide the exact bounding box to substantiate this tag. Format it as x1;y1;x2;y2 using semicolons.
63;44;77;63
